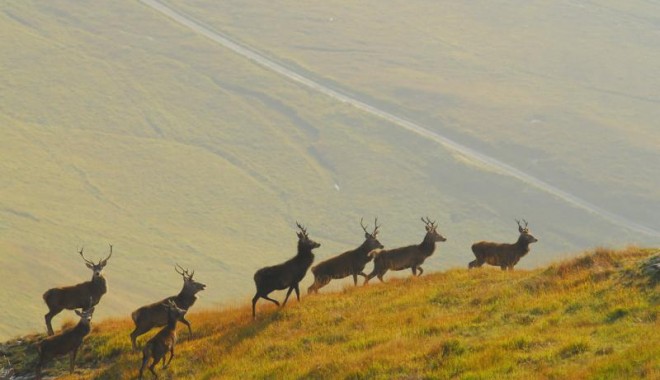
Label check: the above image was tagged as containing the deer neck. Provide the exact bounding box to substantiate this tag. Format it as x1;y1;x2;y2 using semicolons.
296;244;314;259
175;287;197;309
91;275;107;295
357;240;373;254
419;234;436;256
515;235;531;255
71;321;91;339
166;312;179;331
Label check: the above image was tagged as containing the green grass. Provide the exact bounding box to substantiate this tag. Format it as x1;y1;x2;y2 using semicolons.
1;0;658;339
1;247;658;379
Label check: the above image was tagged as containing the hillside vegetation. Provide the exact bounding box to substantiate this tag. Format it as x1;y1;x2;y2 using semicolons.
2;247;658;379
1;0;658;339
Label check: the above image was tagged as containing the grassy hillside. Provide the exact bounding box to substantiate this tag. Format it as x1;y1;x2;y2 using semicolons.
171;0;660;228
1;0;658;339
1;247;658;379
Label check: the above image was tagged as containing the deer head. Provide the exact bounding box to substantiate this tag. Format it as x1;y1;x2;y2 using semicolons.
175;264;206;294
516;219;538;244
421;217;447;242
74;298;95;325
79;244;113;278
296;222;321;250
164;299;187;321
361;217;384;250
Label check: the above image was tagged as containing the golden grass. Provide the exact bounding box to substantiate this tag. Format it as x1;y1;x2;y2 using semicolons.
3;247;657;379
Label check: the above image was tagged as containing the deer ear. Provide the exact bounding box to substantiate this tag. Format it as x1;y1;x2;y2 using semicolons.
518;226;524;233
75;310;82;316
86;263;94;270
365;232;371;239
297;232;303;239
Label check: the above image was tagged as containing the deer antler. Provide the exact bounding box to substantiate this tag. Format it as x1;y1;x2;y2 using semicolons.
516;219;528;233
373;217;380;236
175;263;189;277
78;247;95;266
296;222;308;237
360;217;369;234
421;217;436;228
100;244;113;265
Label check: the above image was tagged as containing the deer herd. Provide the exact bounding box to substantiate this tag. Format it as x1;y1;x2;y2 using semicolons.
35;217;537;379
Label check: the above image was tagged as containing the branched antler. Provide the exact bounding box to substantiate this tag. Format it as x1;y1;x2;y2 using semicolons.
101;244;113;265
421;216;436;229
296;222;308;238
516;219;529;233
360;218;369;234
78;247;95;266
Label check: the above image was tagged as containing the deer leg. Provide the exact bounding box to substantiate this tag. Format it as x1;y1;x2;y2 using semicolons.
500;265;507;271
252;292;280;318
417;267;424;276
364;269;378;285
307;282;317;295
148;357;159;378
377;272;385;282
282;286;295;306
180;316;193;338
69;347;78;374
35;355;43;380
252;293;259;318
262;295;280;306
352;273;358;285
131;324;151;350
412;267;417;276
149;351;163;377
138;348;150;380
164;344;175;368
44;308;62;336
294;284;301;301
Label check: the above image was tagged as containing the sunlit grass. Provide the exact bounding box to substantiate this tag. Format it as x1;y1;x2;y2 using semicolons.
2;247;656;379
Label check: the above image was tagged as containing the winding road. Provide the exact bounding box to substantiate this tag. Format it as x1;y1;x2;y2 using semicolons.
140;0;660;238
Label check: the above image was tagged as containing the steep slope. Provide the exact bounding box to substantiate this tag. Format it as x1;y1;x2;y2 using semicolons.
1;0;657;339
1;247;658;379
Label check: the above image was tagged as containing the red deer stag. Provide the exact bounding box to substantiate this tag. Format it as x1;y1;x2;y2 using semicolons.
308;218;383;294
138;300;187;379
36;299;94;379
43;245;112;335
252;222;320;318
130;265;205;350
469;219;538;270
365;217;446;284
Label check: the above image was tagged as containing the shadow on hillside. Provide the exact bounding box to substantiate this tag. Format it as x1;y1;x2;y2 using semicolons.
213;310;283;353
